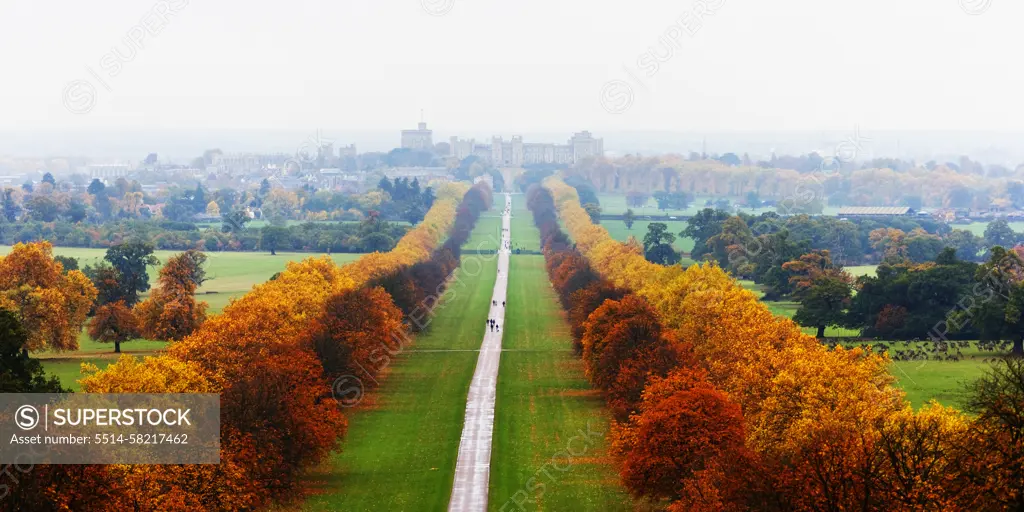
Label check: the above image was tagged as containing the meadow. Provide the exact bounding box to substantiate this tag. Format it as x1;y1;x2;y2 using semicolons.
489;254;633;511
303;218;500;510
488;199;632;511
595;192;847;217
740;271;999;409
1;245;363;390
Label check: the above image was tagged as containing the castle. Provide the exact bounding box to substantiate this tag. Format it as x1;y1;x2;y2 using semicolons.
448;131;603;166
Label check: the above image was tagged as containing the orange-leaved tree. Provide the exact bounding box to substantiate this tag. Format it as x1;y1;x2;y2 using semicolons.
614;368;750;506
88;301;139;353
581;294;682;421
301;286;405;385
0;241;97;351
134;249;209;341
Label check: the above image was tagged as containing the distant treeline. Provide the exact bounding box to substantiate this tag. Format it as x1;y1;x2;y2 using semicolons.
0;218;409;253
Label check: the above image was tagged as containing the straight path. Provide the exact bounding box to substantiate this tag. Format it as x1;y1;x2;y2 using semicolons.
448;193;512;512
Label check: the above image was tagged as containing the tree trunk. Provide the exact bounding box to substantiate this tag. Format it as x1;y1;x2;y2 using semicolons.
1014;336;1023;356
816;325;826;339
115;339;121;353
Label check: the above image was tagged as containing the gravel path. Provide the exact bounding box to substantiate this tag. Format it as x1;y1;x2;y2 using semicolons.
448;193;512;512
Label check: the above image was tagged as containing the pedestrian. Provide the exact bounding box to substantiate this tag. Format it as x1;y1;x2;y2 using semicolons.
502;301;505;307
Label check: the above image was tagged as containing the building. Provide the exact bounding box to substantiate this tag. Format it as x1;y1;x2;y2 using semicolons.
87;164;131;179
338;144;357;159
213;153;291;173
836;206;915;217
401;122;434;151
317;168;365;192
383;166;453;184
449;130;604;166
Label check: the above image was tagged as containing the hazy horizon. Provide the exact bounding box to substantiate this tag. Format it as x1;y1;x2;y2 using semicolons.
2;0;1023;162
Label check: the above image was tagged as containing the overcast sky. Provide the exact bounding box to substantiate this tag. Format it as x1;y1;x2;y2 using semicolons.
0;0;1020;136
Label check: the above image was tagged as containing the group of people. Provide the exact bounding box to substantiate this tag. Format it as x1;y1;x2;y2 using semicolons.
488;198;510;334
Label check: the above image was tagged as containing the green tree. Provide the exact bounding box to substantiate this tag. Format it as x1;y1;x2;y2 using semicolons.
682;208;731;261
985;219;1018;249
221;209;251;233
87;179;105;195
745;190;761;207
704;216;755;274
25;196;60;222
53;255;79;273
784;250;853;338
623;208;636;230
0;311;67;392
104;240;160;307
962;246;1024;355
261;226;291;255
2;188;20;222
792;273;853;338
945;229;985;262
583;202;602;224
642;222;680;265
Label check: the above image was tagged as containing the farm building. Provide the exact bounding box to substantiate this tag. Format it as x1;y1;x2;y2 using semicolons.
836;206;915;217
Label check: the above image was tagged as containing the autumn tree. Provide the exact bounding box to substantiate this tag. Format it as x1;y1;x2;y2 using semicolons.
302;286;405;384
134;250;208;341
88;301;139;353
962;358;1024;509
0;242;97;351
615;369;748;503
581;295;681;420
567;282;627;353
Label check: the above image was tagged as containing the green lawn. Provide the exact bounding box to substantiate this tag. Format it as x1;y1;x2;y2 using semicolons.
958;220;1024;237
10;246;363;390
738;278;998;409
303;221;500;511
490;255;632;511
1;245;362;314
847;265;878;277
602;220;694;253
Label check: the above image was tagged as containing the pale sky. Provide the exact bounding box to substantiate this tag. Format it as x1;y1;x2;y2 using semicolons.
0;0;1021;135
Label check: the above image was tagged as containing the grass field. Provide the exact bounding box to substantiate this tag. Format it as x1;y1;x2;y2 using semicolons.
303;220;500;511
602;220;694;253
1;245;362;314
595;192;849;218
958;220;1024;237
847;265;878;277
6;246;363;390
489;255;632;511
739;277;997;409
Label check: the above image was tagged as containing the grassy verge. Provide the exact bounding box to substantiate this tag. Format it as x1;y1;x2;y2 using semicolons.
488;251;632;509
302;224;499;511
29;249;363;389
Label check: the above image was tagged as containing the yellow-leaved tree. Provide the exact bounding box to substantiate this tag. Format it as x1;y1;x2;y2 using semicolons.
0;242;97;351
